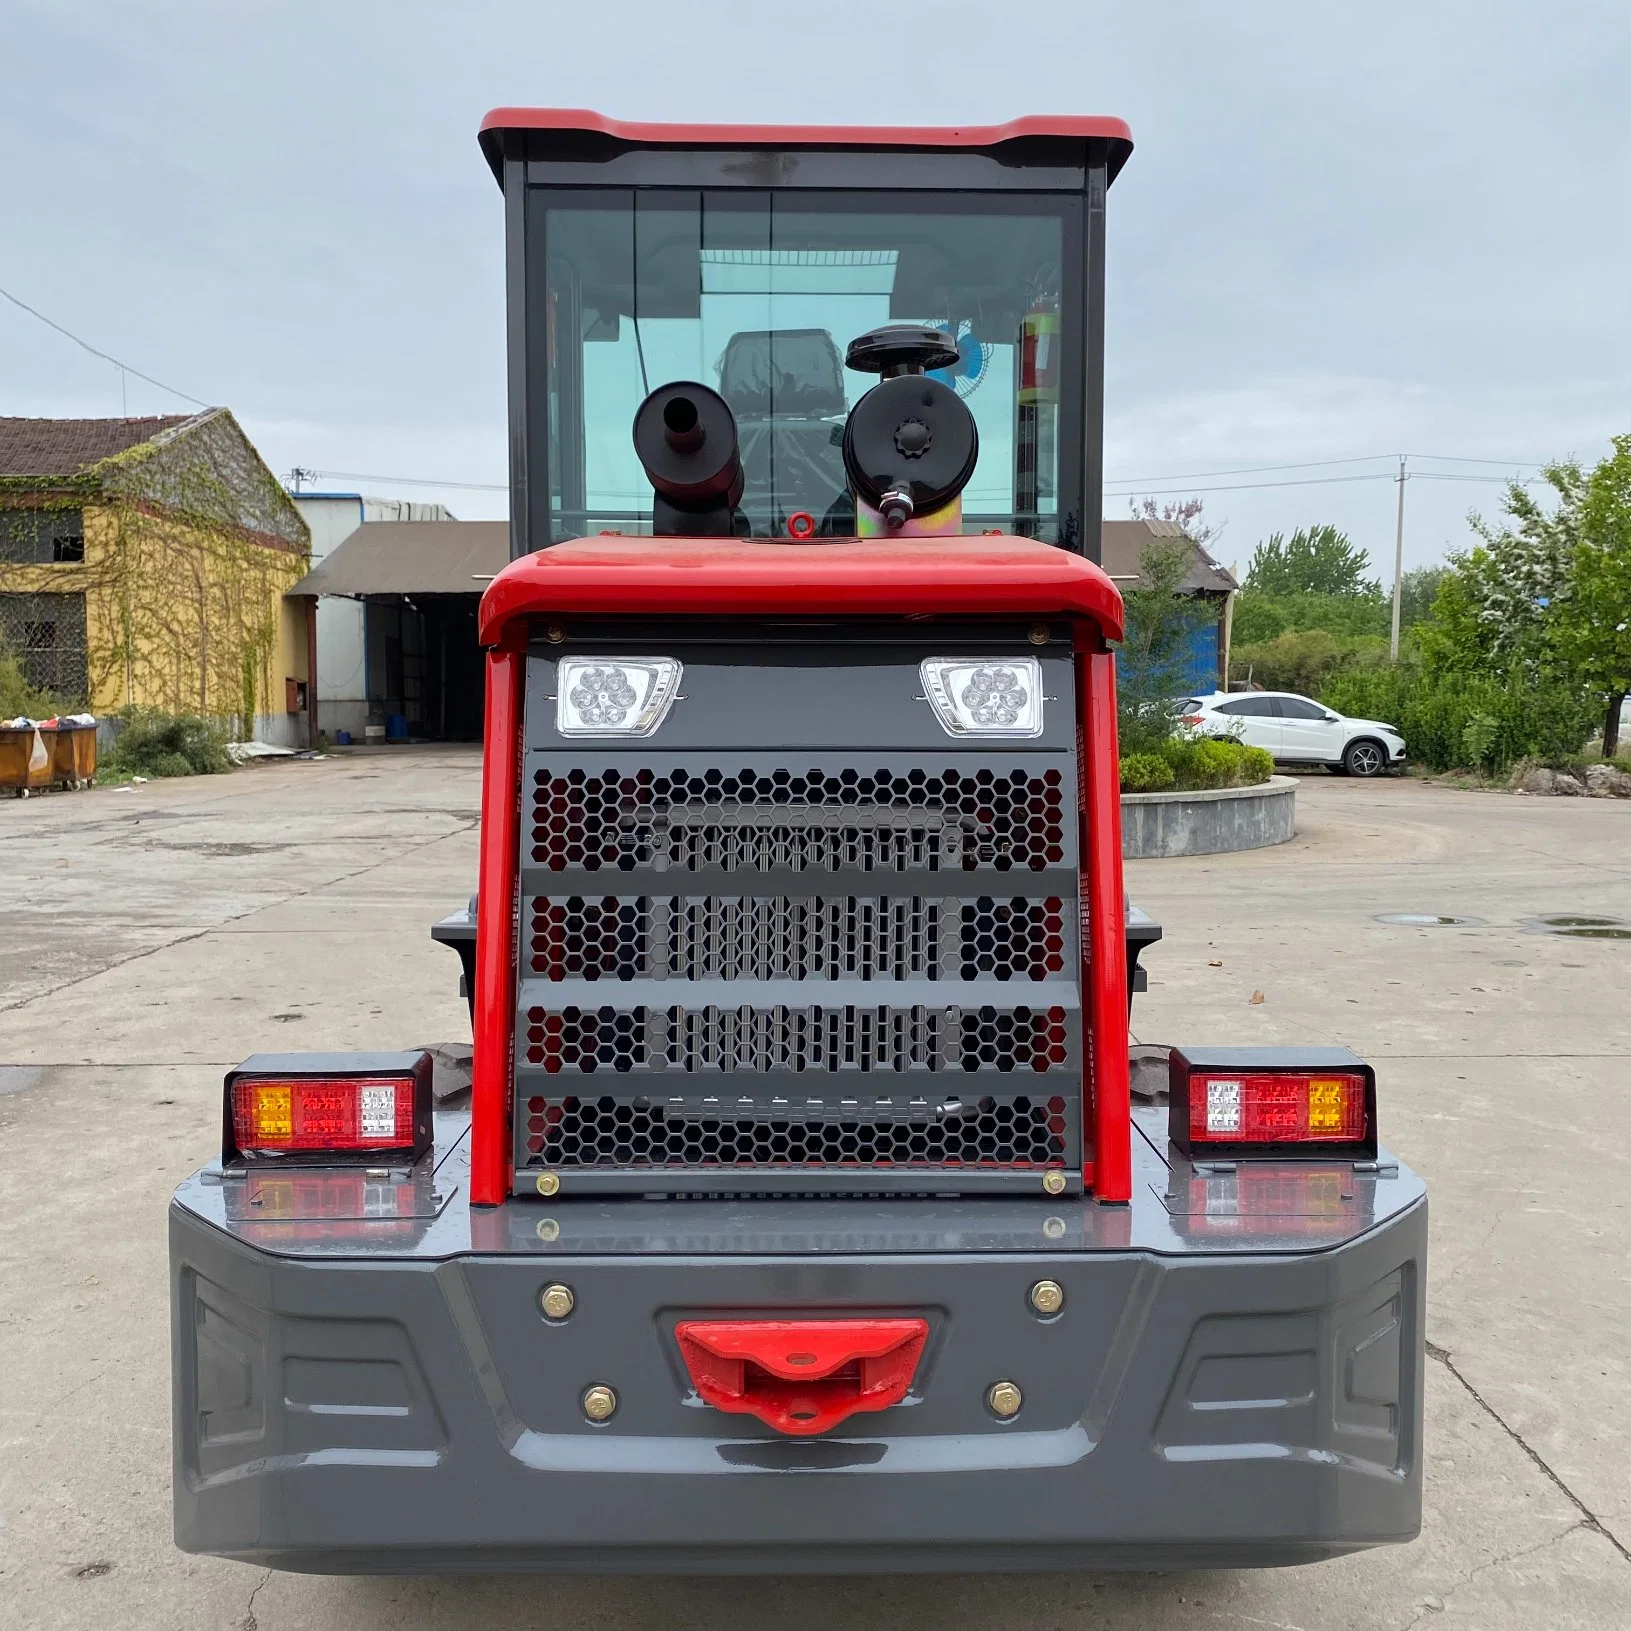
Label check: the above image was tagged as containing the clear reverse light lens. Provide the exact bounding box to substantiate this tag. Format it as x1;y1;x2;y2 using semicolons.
556;657;682;737
1206;1078;1243;1135
920;657;1044;738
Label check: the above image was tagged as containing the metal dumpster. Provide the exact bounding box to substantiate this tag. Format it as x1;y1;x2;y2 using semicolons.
0;726;54;796
46;724;97;788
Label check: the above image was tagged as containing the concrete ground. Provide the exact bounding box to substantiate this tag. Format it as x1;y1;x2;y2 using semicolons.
0;750;1627;1630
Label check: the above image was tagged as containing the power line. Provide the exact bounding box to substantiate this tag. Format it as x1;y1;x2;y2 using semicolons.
1107;452;1398;484
0;280;212;410
1409;471;1541;485
303;467;508;492
1106;471;1397;497
1405;452;1547;469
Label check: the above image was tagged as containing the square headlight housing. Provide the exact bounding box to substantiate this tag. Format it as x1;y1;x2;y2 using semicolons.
555;656;682;738
920;657;1044;739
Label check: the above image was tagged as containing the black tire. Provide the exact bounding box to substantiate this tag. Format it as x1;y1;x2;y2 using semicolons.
1343;738;1388;778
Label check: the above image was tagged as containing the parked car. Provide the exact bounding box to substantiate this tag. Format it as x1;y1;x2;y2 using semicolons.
1180;690;1407;776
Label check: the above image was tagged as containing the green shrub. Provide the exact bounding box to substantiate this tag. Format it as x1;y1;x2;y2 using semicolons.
1121;733;1275;794
1161;735;1233;789
1238;744;1275;784
1320;666;1597;776
106;710;233;778
1230;628;1389;696
1119;752;1176;793
1459;711;1501;775
1231;590;1391;645
0;641;61;719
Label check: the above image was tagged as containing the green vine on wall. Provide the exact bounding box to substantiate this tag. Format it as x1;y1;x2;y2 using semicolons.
0;410;309;731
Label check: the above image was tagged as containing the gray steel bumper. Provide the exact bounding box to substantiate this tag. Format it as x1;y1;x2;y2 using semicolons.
171;1111;1425;1574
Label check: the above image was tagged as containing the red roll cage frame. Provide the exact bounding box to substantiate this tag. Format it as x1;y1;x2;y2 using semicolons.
470;536;1131;1206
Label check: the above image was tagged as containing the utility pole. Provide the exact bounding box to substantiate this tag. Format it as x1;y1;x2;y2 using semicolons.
1389;456;1407;661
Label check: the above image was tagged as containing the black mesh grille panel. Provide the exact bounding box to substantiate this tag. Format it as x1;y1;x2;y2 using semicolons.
529;765;1067;873
528;895;1068;982
523;1093;1070;1168
668;897;939;981
522;1003;1070;1075
514;654;1083;1194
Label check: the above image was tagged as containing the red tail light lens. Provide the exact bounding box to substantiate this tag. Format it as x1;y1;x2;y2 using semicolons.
233;1077;416;1153
1168;1047;1377;1159
224;1051;432;1165
1188;1072;1366;1144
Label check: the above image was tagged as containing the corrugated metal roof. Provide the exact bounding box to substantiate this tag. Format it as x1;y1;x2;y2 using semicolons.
0;413;205;477
284;520;509;596
285;518;1235;599
1100;520;1237;594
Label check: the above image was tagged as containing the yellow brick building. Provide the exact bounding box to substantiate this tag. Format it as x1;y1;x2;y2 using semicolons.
0;412;312;742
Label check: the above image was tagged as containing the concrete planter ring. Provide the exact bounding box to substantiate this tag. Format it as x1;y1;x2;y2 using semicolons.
1121;775;1297;859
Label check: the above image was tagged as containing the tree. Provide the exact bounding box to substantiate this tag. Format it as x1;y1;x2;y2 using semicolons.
1398;566;1447;632
1572;436;1631;756
1463;460;1585;667
1244;525;1379;597
1422;448;1628;756
1115;541;1218;754
1130;495;1215;547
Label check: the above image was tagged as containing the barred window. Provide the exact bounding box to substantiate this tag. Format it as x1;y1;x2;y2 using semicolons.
0;591;89;705
0;508;85;565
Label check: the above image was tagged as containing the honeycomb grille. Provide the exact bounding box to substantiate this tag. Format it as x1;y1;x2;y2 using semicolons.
961;898;1067;980
522;1003;1069;1074
529;766;1067;873
522;1092;1069;1168
528;895;1068;982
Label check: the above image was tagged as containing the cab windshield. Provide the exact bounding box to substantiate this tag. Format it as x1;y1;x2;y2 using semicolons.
541;191;1081;543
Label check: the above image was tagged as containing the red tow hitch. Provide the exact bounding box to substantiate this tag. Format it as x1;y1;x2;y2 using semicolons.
674;1318;930;1436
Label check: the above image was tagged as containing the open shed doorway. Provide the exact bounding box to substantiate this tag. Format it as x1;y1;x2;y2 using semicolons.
365;594;484;742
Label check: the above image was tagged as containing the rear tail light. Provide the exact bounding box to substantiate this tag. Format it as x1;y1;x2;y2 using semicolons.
1168;1046;1376;1160
1180;714;1202;726
223;1051;432;1165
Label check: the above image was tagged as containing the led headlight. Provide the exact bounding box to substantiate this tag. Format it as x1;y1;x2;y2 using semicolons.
919;657;1044;739
555;657;682;737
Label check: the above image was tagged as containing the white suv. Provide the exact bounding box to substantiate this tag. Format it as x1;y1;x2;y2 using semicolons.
1180;691;1407;777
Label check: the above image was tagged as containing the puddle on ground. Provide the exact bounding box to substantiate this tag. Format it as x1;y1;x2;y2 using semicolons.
1521;913;1631;941
1375;913;1485;927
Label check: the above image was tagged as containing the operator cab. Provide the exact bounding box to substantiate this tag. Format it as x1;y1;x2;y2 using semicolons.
485;116;1130;551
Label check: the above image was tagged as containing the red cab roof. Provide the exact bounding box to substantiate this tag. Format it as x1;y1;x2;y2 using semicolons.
478;535;1125;647
479;108;1133;184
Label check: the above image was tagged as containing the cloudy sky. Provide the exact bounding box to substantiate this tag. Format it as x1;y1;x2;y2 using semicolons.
3;0;1628;578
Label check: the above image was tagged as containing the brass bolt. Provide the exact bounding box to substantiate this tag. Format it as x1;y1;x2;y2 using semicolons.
1029;1279;1065;1317
986;1380;1023;1419
539;1283;575;1321
536;1172;561;1197
546;624;566;644
534;1217;560;1243
582;1384;618;1422
1042;1169;1067;1196
1028;623;1050;646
